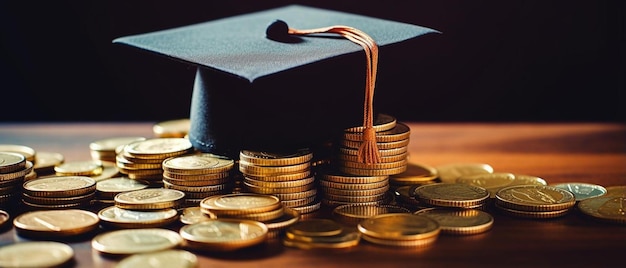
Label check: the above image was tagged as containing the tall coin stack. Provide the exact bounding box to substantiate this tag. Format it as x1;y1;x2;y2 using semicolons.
317;169;391;208
0;152;33;210
239;149;321;216
115;138;194;186
162;153;236;206
335;114;410;177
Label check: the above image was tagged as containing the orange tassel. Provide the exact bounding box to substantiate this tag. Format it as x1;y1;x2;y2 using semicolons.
358;126;381;164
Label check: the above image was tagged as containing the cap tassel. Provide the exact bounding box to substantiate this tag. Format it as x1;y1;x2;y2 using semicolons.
267;20;382;164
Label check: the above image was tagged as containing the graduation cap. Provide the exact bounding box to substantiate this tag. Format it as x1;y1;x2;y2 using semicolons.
113;5;437;161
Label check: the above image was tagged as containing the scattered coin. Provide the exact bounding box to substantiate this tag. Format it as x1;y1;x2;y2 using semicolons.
116;249;198;268
414;207;494;235
577;195;626;224
92;228;183;256
13;209;99;238
0;241;74;268
551;182;607;201
180;219;268;251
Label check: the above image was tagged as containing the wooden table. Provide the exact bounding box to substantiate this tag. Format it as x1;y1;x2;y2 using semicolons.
1;122;625;267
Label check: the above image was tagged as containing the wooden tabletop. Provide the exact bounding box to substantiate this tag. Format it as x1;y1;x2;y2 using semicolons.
1;122;625;267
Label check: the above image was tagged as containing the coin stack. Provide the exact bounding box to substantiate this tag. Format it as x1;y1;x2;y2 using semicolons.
99;188;185;229
282;219;361;249
334;114;410;177
199;193;300;238
494;185;577;219
413;207;494;235
116;138;194;186
0;144;37;180
89;136;147;163
94;177;150;206
21;176;97;210
239;149;321;216
357;213;441;248
317;169;391;208
162;153;236;205
413;183;490;210
0;152;33;209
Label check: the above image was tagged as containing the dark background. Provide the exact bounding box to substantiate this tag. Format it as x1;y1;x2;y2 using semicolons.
1;0;624;123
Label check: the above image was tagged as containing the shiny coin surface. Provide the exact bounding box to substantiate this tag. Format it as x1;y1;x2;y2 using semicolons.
180;206;211;225
98;206;179;228
456;172;516;198
551;182;607;201
23;176;96;197
414;208;494;235
54;160;103;176
495;185;577;212
389;162;439;184
89;136;147;152
123;138;193;159
283;230;360;249
153;118;191;138
239;149;313;166
0;241;74;268
286;219;344;237
578;196;626;224
0;152;26;174
92;228;182;255
200;193;281;215
343;122;411;142
13;209;99;237
115;188;185;210
116;249;198;268
0;144;36;162
180;219;268;251
96;177;150;196
414;183;490;208
604;185;626;197
333;204;410;226
162;153;234;174
435;163;494;184
357;213;440;241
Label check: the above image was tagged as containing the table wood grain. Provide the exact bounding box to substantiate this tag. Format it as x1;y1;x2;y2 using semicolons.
1;122;625;268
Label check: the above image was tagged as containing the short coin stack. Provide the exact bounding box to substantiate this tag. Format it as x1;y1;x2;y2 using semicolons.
357;213;441;247
494;185;577;219
162;153;235;205
317;169;391;208
98;188;185;229
199;193;300;238
413;183;490;210
239;149;320;216
0;152;33;209
282;219;360;249
414;207;494;235
94;177;150;206
116;138;194;186
335;114;410;176
89;136;147;163
21;176;97;210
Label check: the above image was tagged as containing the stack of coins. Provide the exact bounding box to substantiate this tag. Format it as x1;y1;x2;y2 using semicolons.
357;213;441;248
21;176;97;210
414;207;494;235
413;183;490;210
317;169;391;208
0;144;37;180
494;185;577;219
116;138;194;186
94;177;150;206
282;219;360;249
335;114;410;177
89;136;146;163
162;153;235;205
114;188;186;211
199;193;300;238
0;152;33;209
239;149;320;216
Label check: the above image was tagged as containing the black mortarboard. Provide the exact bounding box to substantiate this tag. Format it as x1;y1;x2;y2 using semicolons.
113;5;437;160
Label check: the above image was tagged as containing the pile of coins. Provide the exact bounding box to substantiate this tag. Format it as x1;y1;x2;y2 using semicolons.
0;152;33;208
21;176;97;210
116;138;194;186
334;114;410;176
494;185;577;219
357;213;441;247
199;193;300;238
89;136;146;163
239;149;321;216
162;153;235;205
317;169;391;208
283;219;360;249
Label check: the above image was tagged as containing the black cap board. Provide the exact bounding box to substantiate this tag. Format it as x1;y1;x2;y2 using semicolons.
113;4;437;159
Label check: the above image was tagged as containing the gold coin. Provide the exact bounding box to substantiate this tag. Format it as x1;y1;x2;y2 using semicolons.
92;228;182;256
344;113;397;133
456;172;516;198
13;209;99;237
98;206;179;228
337;151;408;164
180;206;211;225
54;160;103;176
243;176;315;188
338;159;408;170
179;219;268;251
319;178;389;191
605;185;626;197
0;160;33;182
89;136;147;152
339;146;408;157
264;207;301;231
90;161;120;182
0;144;36;162
360;232;438;248
281;195;317;208
321;183;389;196
209;206;285;222
0;241;74;268
239;149;313;166
333;204;410;226
551;182;607;201
389;162;438;183
318;171;388;184
200;193;282;215
283;230;360;249
116;155;163;170
23;175;96;197
343;122;411;142
96;177;150;197
116;249;198;268
123;138;193;159
114;188;186;210
509;174;547;186
272;188;318;201
243;170;311;182
577;196;626;224
244;181;315;195
162;153;234;175
291;201;322;215
357;213;440;241
414;208;494;235
495;185;577;212
0;152;26;174
153;118;191;138
414;183;489;208
339;165;407;176
22;192;95;205
494;203;572;219
286;219;344;237
239;161;310;176
33;151;64;175
435;163;494;184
